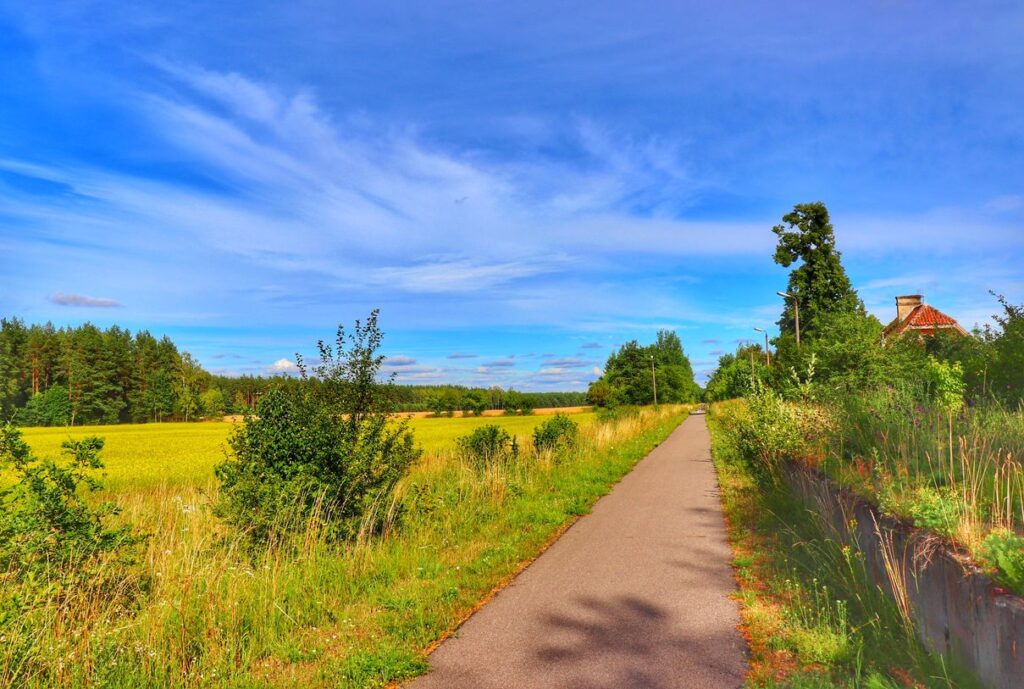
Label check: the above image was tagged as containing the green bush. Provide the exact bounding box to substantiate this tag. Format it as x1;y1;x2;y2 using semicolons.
732;387;807;475
903;486;959;536
457;424;519;469
215;312;420;546
981;530;1024;592
13;385;72;427
532;414;579;455
0;422;141;587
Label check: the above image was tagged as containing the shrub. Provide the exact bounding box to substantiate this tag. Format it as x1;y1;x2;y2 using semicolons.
200;387;226;419
215;311;421;546
532;414;579;455
457;424;519;469
13;385;72;427
926;356;966;415
0;422;141;585
719;385;831;484
902;486;959;536
981;530;1024;592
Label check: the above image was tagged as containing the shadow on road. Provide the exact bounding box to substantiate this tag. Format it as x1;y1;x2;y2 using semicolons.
535;595;744;689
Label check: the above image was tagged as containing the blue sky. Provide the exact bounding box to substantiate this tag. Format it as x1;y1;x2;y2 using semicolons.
2;1;1023;388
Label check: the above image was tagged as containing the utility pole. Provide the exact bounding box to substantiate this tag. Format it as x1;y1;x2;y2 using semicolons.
777;291;801;348
754;327;770;366
650;355;658;406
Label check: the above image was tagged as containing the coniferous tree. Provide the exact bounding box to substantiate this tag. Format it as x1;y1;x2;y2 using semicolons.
772;202;864;339
0;318;29;416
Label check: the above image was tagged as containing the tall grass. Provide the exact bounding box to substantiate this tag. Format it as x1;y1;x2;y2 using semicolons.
2;405;686;689
708;402;980;689
824;390;1024;590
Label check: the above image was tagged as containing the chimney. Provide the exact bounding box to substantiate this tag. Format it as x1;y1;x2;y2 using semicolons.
896;294;922;322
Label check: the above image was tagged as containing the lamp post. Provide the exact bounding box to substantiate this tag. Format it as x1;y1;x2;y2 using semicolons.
776;291;801;348
754;327;770;366
650;354;658;406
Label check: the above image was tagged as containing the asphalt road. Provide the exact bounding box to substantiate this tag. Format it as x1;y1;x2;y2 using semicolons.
407;415;747;689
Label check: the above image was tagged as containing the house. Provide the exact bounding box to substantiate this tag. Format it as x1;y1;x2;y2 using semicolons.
882;294;968;340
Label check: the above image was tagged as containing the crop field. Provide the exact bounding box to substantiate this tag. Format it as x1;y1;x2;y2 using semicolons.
5;405;685;689
19;411;597;492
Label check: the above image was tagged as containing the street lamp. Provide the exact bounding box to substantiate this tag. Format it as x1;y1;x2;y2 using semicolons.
754;327;771;366
649;354;658;406
776;291;801;348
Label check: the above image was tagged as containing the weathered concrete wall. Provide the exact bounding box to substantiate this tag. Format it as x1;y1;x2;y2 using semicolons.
782;465;1024;689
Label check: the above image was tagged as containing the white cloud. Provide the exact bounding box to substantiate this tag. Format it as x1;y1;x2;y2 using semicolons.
269;358;298;373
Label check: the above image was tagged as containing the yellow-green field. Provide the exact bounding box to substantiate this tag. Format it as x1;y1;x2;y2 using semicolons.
20;412;596;491
6;406;686;689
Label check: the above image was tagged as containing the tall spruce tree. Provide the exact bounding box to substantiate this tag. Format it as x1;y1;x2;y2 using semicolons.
772;202;864;339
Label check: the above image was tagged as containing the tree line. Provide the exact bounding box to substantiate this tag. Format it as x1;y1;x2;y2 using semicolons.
704;202;1024;404
0;319;588;426
586;330;701;406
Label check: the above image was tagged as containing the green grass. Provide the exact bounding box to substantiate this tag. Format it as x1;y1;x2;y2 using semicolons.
820;392;1024;593
5;406;678;689
19;412;595;491
707;401;981;689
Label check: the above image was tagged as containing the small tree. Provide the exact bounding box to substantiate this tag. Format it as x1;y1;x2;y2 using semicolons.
14;385;71;427
215;311;420;546
462;390;487;416
200;388;226;419
175;352;204;422
586;379;612;407
440;389;459;417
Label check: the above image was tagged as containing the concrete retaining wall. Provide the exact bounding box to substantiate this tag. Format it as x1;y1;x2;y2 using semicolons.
782;464;1024;689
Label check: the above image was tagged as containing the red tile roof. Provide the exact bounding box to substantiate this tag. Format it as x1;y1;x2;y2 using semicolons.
883;304;968;338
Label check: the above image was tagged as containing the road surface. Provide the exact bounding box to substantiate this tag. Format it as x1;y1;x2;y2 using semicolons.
408;415;747;689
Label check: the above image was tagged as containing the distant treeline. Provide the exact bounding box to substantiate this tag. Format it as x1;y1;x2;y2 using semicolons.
390;385;586;414
0;319;586;426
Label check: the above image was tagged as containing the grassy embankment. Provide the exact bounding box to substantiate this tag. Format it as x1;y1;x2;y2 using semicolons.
708;400;981;689
5;406;683;689
821;393;1024;594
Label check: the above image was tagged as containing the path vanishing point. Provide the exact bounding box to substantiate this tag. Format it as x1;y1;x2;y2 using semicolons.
408;415;748;689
